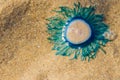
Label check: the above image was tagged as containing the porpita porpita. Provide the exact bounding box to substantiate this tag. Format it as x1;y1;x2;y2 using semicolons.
46;2;112;61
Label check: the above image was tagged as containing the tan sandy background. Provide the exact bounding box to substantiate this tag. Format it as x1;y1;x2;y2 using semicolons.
0;0;120;80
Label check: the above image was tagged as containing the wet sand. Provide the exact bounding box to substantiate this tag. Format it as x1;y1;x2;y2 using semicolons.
0;0;120;80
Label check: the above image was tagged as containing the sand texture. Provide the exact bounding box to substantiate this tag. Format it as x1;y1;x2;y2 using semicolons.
0;0;120;80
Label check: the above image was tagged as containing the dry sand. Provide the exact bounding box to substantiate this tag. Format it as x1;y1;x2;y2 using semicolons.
0;0;120;80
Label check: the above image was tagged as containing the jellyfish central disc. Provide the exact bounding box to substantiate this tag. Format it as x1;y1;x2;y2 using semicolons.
66;19;92;45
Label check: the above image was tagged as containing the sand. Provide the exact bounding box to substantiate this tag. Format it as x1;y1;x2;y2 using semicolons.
0;0;120;80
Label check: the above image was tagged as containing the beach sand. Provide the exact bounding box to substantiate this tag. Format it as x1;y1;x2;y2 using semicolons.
0;0;120;80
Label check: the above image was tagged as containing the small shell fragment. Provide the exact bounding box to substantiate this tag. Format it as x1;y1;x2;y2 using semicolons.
103;30;117;41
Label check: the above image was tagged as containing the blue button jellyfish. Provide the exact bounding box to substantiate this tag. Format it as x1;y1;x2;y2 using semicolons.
46;2;113;61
